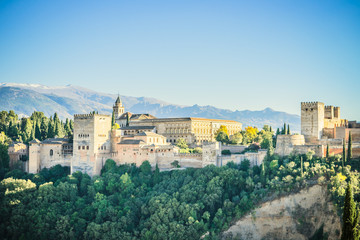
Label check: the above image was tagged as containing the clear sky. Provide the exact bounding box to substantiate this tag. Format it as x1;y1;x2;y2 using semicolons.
1;0;359;120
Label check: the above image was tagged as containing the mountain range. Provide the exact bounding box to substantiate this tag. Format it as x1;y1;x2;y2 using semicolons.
0;83;300;132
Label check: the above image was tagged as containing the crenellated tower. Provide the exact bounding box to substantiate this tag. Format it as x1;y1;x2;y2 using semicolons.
113;95;125;119
301;102;325;141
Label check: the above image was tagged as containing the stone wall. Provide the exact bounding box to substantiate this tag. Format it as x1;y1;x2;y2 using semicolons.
221;145;247;154
218;150;267;167
39;143;71;169
275;135;305;156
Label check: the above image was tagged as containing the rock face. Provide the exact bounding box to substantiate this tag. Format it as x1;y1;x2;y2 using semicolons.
222;185;341;240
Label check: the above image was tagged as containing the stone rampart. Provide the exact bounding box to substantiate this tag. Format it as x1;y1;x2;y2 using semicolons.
275;135;305;156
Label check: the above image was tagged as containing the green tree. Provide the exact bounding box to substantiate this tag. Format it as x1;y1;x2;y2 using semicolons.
343;139;347;163
35;122;41;140
40;118;48;140
0;143;10;178
348;132;352;160
153;164;161;185
341;184;359;240
283;123;287;135
111;111;115;127
229;132;243;145
216;131;229;144
176;138;188;149
47;117;55;138
126;113;130;127
276;128;280;136
326;144;330;159
287;124;290;135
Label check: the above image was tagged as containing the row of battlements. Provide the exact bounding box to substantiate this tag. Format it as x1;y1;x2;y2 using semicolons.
325;105;339;109
74;113;110;119
301;101;324;108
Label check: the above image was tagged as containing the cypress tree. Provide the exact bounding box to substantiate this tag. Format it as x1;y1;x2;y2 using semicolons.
348;132;353;160
153;164;161;185
343;138;347;163
276;128;280;136
283;123;287;135
269;126;272;133
111;111;115;127
40;118;48;140
341;184;359;240
64;118;71;136
35;123;41;140
287;124;290;135
47;117;55;138
326;144;329;159
126;113;130;127
70;119;74;131
300;156;303;178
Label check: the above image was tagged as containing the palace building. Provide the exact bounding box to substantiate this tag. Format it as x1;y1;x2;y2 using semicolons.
27;97;244;176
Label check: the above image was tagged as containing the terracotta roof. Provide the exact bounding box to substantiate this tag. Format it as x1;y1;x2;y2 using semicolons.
118;112;156;120
135;132;163;137
41;138;69;144
130;117;241;124
29;139;41;144
118;139;144;145
120;126;155;130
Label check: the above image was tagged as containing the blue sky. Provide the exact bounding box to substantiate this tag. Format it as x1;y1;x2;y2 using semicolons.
1;0;360;120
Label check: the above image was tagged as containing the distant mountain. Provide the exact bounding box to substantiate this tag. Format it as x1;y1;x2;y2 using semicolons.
0;83;300;132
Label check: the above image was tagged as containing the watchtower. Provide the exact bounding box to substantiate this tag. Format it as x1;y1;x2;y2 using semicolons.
72;113;112;176
301;102;325;141
113;95;125;119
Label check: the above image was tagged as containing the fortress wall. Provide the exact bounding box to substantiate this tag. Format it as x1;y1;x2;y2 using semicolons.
335;128;360;142
39;144;71;169
219;150;266;167
275;135;306;156
322;128;334;139
292;145;324;157
221;145;247;154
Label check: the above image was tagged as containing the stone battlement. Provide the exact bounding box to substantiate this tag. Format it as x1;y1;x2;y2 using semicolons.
74;113;110;119
301;102;323;108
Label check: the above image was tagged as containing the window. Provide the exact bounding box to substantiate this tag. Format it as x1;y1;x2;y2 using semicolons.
87;146;89;150
78;146;81;150
50;149;53;156
82;146;85;150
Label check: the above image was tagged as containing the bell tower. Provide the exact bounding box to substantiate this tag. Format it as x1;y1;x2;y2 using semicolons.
113;95;125;119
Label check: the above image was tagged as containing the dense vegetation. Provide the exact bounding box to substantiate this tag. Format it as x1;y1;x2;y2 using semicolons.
0;110;73;144
0;110;74;178
1;149;360;239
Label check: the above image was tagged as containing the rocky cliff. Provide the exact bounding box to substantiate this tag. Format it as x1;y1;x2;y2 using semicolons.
222;184;341;240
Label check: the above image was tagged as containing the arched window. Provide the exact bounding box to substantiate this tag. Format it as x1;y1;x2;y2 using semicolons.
50;149;53;156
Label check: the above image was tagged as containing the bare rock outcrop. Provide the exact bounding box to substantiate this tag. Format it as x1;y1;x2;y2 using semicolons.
222;184;341;240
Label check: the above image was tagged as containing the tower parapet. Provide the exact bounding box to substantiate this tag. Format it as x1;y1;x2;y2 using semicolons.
74;113;110;119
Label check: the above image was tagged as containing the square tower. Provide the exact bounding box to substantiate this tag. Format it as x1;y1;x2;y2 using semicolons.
301;102;325;141
72;113;111;176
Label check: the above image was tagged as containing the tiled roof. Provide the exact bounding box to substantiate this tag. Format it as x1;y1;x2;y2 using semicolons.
41;138;69;144
118;139;144;145
120;126;155;130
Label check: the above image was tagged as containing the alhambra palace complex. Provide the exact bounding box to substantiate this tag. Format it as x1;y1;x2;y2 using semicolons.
8;98;360;176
